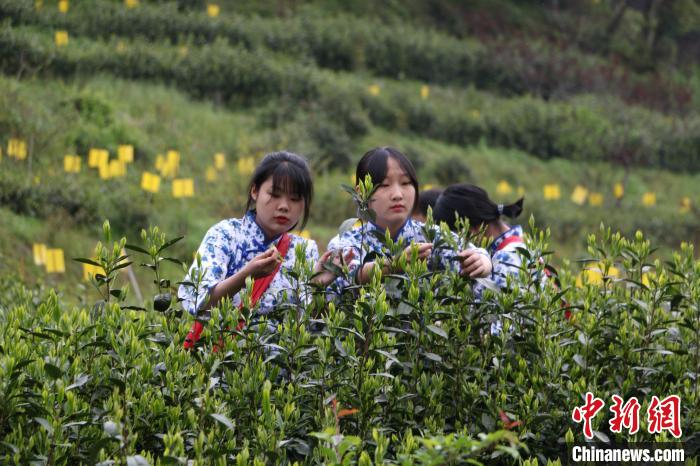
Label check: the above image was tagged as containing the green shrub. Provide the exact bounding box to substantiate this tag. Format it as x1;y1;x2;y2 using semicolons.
0;208;698;464
5;22;700;174
3;0;694;114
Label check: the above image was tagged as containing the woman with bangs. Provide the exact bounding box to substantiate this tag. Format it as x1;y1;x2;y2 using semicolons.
179;151;339;347
327;147;492;287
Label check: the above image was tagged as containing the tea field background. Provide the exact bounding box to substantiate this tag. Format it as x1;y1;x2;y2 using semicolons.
1;0;700;464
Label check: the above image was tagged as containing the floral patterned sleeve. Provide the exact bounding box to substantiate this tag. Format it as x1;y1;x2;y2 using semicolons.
491;247;524;288
432;227;490;273
178;221;238;315
326;232;363;292
304;238;320;264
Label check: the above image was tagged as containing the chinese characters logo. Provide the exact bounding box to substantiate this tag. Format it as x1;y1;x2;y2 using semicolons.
572;392;681;439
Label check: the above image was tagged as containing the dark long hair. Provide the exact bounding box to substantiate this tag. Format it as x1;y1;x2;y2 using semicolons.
245;151;313;229
433;183;524;230
355;147;420;212
415;188;442;216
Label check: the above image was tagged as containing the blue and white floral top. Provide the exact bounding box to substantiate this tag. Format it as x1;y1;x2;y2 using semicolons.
178;211;319;316
473;224;526;299
326;218;489;289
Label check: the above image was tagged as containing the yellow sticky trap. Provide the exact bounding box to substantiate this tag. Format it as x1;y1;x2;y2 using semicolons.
570;185;588;205
173;179;183;198
46;249;65;273
99;161;110;180
613;182;624;199
173;179;194;198
575;262;619;287
680;197;691;214
470;109;481;119
35;0;43;10
33;243;47;265
124;0;138;8
17;139;27;159
155;154;165;171
83;263;104;281
63;155;81;173
162;150;180;178
118;145;134;163
167;150;180;166
214;152;225;170
109;160;125;178
207;3;220;17
88;148;108;168
642;192;656;207
8;138;27;159
55;30;69;47
589;192;603;207
206;166;217;182
368;84;380;96
183;178;194;197
178;46;188;58
88;148;99;167
141;172;161;193
58;0;68;13
422;184;434;191
420;85;430;100
543;184;561;200
496;180;513;195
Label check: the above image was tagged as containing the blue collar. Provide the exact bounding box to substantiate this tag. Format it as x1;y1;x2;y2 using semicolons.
244;210;282;245
367;217;413;241
489;224;524;255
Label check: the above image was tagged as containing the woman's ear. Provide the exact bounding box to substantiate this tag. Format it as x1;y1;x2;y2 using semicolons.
250;185;258;201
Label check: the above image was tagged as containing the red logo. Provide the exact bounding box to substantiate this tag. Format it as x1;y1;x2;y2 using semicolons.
609;395;641;435
647;395;682;438
572;392;605;439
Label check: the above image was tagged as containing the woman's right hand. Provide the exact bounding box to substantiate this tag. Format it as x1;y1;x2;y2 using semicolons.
401;242;433;261
243;248;282;279
312;249;355;286
387;242;432;274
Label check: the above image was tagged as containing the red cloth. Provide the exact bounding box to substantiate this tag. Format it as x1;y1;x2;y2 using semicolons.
183;233;291;350
495;235;524;252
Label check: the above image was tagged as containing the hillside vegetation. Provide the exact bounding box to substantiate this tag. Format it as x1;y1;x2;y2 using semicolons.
2;1;700;464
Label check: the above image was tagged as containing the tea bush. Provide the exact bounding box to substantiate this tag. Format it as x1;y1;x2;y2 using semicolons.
4;23;700;172
2;0;694;113
1;191;698;464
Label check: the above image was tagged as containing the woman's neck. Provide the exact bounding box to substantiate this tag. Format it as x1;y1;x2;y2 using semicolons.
373;218;407;239
488;220;510;239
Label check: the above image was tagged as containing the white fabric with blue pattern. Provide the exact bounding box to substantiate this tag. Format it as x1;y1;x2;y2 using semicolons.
178;211;319;316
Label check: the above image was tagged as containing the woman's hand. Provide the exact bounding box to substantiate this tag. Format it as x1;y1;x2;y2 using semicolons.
243;247;282;279
312;249;355;286
458;249;492;278
379;243;433;277
403;242;433;261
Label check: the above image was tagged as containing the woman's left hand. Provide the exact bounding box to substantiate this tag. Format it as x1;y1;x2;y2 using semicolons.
312;249;355;286
457;250;492;278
